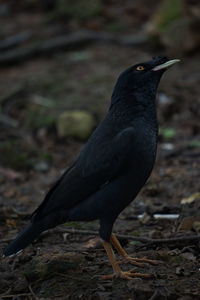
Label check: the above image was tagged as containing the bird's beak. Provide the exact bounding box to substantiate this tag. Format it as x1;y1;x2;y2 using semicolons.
152;59;180;71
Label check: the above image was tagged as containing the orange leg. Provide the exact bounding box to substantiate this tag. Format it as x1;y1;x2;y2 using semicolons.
110;233;159;266
101;240;153;280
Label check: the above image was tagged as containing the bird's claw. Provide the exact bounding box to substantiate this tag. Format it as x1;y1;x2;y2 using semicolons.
118;258;146;267
121;256;160;266
101;270;153;280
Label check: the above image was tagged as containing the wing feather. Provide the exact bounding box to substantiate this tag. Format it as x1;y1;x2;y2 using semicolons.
32;127;136;220
78;127;136;179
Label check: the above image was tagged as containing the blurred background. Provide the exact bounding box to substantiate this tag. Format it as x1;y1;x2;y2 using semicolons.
0;0;200;298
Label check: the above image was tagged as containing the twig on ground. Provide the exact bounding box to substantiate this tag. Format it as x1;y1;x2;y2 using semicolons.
28;284;39;300
2;227;200;246
148;290;160;300
0;293;32;298
0;31;32;51
52;227;200;245
0;30;148;66
0;288;12;297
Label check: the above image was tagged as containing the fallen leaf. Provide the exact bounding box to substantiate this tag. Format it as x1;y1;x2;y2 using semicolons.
192;221;200;234
178;216;200;231
83;237;101;249
181;193;200;204
6;219;17;227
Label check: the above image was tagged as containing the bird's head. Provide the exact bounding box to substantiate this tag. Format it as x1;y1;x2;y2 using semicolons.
111;56;180;104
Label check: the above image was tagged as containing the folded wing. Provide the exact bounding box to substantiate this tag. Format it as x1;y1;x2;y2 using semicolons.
32;127;136;221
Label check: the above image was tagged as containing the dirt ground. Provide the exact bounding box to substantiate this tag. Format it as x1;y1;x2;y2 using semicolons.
0;1;200;299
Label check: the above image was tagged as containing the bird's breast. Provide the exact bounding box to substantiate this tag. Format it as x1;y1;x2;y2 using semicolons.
129;123;157;176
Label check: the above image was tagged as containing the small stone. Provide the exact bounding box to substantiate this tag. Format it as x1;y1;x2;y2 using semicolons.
161;143;174;151
158;93;174;106
176;266;185;276
57;110;96;140
34;161;49;172
180;252;196;261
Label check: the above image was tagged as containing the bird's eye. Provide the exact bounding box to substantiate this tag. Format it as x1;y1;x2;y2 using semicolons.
136;66;145;71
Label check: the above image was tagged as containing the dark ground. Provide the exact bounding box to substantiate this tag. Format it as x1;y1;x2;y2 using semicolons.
0;1;200;299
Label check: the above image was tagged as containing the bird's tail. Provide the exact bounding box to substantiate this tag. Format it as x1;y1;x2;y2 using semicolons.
3;223;42;257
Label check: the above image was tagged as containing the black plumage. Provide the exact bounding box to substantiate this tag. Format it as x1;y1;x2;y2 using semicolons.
3;56;179;278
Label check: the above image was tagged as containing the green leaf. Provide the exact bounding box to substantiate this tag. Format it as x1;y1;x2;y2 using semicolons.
160;127;176;139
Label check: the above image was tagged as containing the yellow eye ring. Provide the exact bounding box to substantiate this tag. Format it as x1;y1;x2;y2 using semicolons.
136;66;145;71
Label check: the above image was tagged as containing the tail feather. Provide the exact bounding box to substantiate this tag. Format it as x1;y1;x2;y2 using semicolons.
3;210;69;257
3;223;41;257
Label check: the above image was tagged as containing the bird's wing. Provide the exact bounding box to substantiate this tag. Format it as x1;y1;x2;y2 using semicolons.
31;163;76;218
78;127;136;179
32;127;136;221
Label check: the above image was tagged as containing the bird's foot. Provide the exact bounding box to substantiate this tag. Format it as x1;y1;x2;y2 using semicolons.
101;270;153;280
110;234;160;267
118;258;145;267
120;255;160;266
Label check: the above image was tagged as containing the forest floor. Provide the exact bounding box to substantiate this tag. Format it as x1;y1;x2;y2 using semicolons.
0;1;200;299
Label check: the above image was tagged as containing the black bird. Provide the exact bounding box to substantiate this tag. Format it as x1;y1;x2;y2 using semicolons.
3;56;180;279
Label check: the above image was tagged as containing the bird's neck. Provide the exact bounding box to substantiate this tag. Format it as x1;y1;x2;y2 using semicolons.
109;92;158;129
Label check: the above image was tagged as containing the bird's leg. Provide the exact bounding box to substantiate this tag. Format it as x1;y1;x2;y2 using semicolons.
110;234;159;266
101;240;152;280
